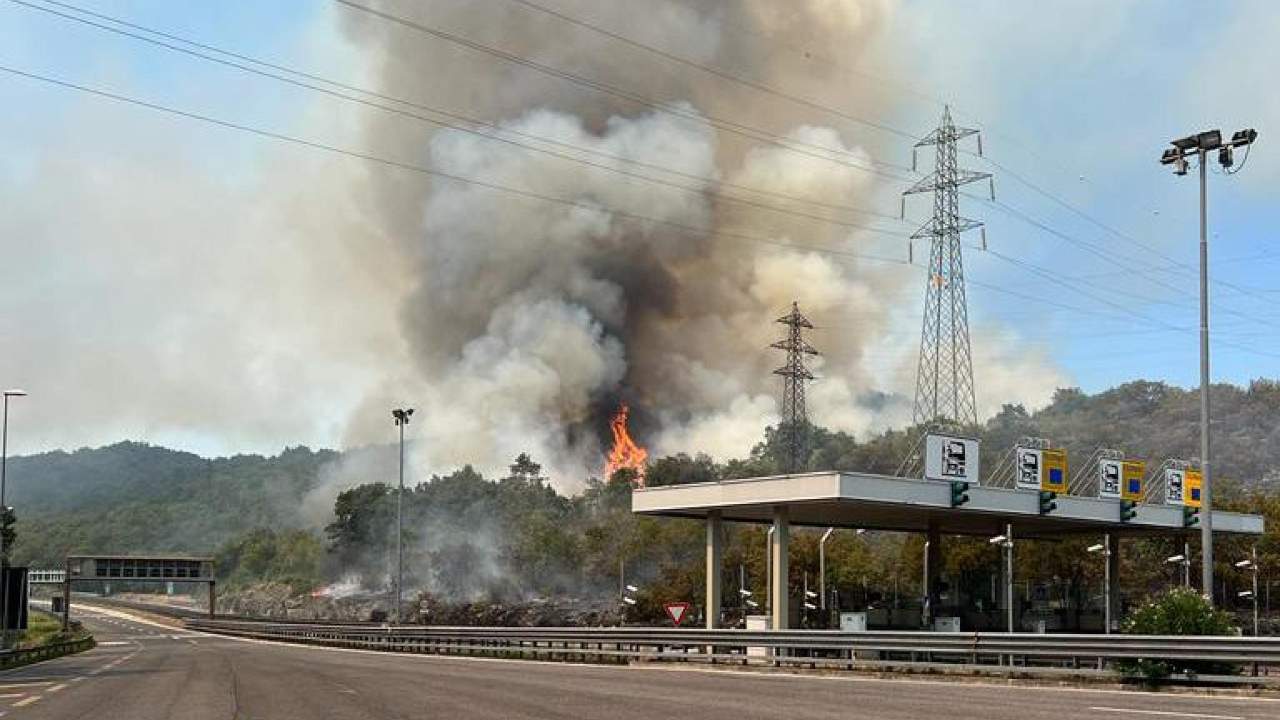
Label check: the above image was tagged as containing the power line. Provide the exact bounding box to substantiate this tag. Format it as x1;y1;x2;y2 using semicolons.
0;62;915;269
331;0;917;184
8;0;910;238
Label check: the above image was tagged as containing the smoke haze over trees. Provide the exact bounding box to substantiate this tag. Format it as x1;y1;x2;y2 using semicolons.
6;379;1278;624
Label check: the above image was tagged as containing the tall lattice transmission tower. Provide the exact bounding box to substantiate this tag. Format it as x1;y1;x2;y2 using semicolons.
902;106;991;427
771;301;819;473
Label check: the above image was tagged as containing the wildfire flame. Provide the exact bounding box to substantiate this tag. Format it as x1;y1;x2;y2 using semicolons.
604;403;648;487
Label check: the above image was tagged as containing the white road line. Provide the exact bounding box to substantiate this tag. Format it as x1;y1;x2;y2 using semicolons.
1090;707;1244;719
0;695;24;699
45;684;66;694
0;683;51;689
11;697;39;707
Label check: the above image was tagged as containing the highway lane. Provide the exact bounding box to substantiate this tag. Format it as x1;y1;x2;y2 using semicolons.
1;606;1277;719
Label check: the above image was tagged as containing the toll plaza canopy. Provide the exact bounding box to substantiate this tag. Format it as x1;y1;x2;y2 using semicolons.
632;471;1264;538
632;471;1265;631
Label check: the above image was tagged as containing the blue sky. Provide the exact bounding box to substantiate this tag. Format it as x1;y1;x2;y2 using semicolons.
1;0;1277;457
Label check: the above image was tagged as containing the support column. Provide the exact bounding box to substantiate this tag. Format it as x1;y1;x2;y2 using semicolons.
1106;535;1121;632
209;581;217;619
924;521;941;628
705;511;722;629
770;506;790;630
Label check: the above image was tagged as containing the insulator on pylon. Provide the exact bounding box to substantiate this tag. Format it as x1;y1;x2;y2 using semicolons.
908;241;914;264
981;228;987;250
989;178;996;202
977;135;984;157
912;149;917;173
900;196;906;220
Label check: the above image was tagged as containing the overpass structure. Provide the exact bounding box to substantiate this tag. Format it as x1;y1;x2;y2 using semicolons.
632;470;1265;631
58;554;216;630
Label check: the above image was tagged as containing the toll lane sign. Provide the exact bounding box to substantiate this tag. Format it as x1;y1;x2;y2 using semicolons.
1099;459;1122;498
1100;459;1146;500
1184;470;1203;508
1016;448;1042;491
1164;468;1186;506
1041;449;1068;493
924;434;980;485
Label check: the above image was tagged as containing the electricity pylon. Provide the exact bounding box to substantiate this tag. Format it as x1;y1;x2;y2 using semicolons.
903;106;990;427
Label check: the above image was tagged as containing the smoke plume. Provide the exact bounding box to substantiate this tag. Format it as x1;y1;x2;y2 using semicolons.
333;0;955;483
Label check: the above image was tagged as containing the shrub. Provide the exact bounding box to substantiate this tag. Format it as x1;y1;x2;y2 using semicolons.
1117;587;1238;682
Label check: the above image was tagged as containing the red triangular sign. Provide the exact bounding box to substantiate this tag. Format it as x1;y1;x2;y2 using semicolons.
664;602;691;626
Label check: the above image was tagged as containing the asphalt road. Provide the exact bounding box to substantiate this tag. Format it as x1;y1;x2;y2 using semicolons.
0;606;1277;719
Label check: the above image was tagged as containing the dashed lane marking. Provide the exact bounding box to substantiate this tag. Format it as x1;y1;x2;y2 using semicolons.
45;684;66;694
1090;708;1244;719
11;697;39;707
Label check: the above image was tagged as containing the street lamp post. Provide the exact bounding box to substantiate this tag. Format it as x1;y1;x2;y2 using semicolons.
0;389;27;647
1088;539;1112;634
391;408;414;624
1167;552;1191;588
1159;128;1257;605
819;528;834;613
990;526;1014;633
1236;549;1260;636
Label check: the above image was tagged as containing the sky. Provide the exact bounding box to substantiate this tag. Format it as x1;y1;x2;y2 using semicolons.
0;0;1277;468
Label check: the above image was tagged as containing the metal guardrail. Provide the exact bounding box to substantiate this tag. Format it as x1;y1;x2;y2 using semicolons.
185;619;1280;669
0;638;95;670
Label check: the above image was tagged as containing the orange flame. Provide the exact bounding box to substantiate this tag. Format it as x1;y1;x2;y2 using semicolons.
604;403;648;487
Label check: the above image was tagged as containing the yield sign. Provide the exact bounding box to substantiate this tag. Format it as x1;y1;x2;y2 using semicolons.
664;602;691;626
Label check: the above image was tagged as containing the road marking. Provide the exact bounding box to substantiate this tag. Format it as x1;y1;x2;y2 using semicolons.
0;695;24;699
45;684;66;694
0;683;51;689
1090;708;1243;719
99;641;128;646
11;697;39;707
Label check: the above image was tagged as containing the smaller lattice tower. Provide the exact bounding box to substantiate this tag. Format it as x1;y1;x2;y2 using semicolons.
771;302;819;473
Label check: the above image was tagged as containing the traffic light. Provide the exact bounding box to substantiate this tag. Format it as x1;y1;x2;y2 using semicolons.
1038;491;1058;515
1183;506;1200;528
950;481;970;508
0;506;13;555
1120;500;1138;523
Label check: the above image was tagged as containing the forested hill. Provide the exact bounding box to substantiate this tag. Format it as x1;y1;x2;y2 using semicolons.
5;379;1279;583
7;442;336;565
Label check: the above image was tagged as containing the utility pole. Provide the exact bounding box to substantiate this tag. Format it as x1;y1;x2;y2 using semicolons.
902;106;989;427
1159;127;1257;605
770;302;818;473
391;408;414;623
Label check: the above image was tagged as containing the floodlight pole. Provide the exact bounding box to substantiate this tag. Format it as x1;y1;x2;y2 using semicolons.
392;408;413;624
1161;127;1258;606
1196;149;1215;603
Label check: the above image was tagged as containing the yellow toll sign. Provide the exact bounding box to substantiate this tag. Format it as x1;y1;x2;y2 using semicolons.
1041;449;1068;493
1184;470;1203;508
1121;460;1146;501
